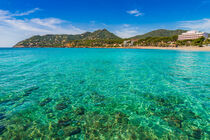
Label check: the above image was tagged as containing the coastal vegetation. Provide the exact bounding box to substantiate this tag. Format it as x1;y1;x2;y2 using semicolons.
15;29;121;48
177;37;206;47
14;29;209;48
134;36;178;47
204;38;210;45
131;29;186;39
135;36;209;47
65;39;124;48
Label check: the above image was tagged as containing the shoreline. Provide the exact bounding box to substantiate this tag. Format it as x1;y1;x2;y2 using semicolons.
88;46;210;51
12;46;210;51
120;46;210;51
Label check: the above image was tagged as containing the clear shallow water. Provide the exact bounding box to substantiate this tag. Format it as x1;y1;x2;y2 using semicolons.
0;48;209;139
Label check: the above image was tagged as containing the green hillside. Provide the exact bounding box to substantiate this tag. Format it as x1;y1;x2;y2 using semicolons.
83;29;120;40
14;29;208;48
14;29;120;47
131;29;187;39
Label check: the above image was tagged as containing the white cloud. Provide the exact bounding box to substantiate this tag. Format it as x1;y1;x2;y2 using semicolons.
115;24;141;38
180;18;210;32
127;9;143;17
0;9;85;47
12;8;40;16
30;18;64;29
122;24;130;27
0;10;11;19
115;29;138;38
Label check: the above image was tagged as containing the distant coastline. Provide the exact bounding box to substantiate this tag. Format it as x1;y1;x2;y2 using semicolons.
126;46;210;51
13;29;210;49
13;46;210;51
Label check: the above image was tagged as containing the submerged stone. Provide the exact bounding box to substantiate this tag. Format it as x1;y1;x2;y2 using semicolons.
75;107;85;115
58;118;72;126
182;110;197;120
156;98;166;105
57;129;65;136
80;80;85;84
69;128;81;136
23;86;39;96
56;129;64;137
183;77;192;81
47;113;55;119
204;84;210;87
114;112;129;124
55;103;67;110
0;113;5;120
164;116;183;128
0;99;10;105
63;126;81;136
192;129;203;139
0;125;6;135
90;92;105;103
46;109;53;114
94;102;105;107
60;97;71;104
39;97;52;106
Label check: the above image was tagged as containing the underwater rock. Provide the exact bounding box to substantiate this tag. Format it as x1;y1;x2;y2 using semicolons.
80;80;85;84
0;113;5;120
59;97;72;104
0;99;10;105
55;103;67;110
182;110;197;120
58;118;72;126
192;129;203;139
46;109;53;114
164;116;183;128
94;102;105;107
69;128;81;136
183;77;192;82
173;119;182;128
90;92;105;103
76;93;84;97
39;97;52;106
75;107;85;115
47;113;55;119
204;84;210;87
0;125;6;135
23;86;39;96
114;112;129;124
63;126;81;136
156;98;166;105
57;129;65;136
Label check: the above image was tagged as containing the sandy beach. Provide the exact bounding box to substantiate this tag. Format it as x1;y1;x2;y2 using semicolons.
114;46;210;51
77;46;210;51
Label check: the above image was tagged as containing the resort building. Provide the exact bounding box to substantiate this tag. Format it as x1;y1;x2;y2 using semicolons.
123;40;134;47
178;31;208;40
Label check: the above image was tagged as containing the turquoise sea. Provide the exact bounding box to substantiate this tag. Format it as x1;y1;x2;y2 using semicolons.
0;48;209;139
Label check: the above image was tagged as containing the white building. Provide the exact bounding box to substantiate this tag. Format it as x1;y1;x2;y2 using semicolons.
123;40;134;47
178;31;208;41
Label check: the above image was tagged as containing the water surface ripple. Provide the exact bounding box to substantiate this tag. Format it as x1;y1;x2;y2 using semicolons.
0;48;209;139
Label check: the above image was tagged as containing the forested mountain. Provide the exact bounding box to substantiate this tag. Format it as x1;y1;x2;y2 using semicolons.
14;29;120;47
83;29;120;40
131;29;187;39
14;29;209;48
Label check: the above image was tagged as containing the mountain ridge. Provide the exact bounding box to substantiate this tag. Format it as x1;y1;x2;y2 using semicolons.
14;29;120;47
14;29;209;48
130;29;187;39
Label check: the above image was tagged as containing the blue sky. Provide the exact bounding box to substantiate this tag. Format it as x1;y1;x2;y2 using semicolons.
0;0;210;47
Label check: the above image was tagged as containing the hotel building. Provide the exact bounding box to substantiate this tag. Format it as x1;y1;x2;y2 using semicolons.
178;31;208;41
